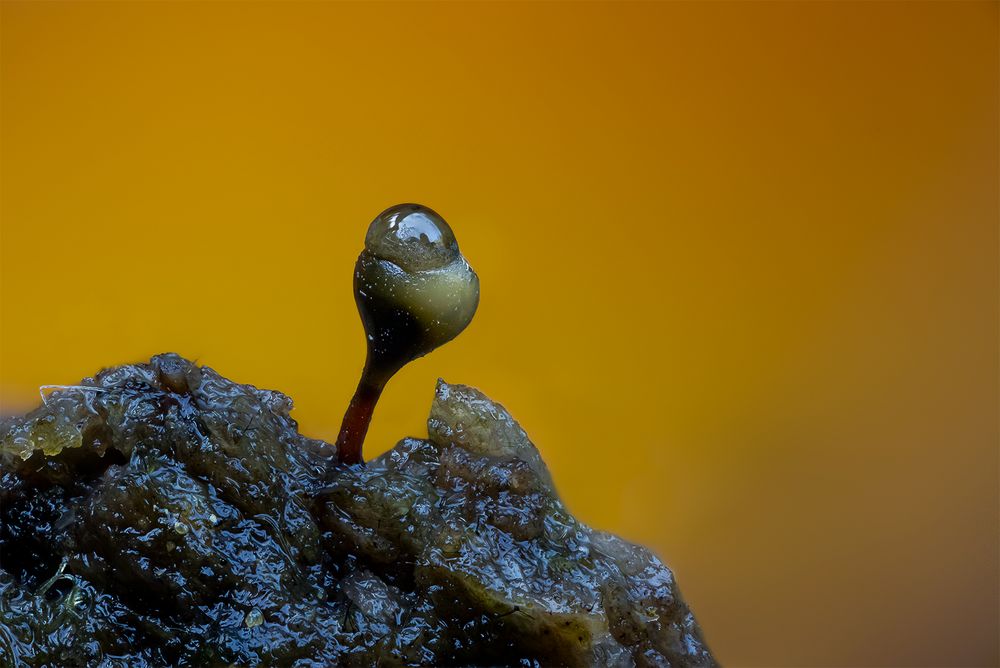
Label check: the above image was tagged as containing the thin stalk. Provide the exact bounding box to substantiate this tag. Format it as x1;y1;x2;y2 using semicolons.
335;373;385;465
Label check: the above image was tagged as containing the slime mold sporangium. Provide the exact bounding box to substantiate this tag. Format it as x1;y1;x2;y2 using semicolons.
336;204;479;465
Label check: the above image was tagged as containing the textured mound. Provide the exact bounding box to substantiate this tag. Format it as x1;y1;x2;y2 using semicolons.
0;354;716;667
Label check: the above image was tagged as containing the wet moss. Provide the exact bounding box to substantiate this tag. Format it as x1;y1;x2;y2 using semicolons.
1;354;715;667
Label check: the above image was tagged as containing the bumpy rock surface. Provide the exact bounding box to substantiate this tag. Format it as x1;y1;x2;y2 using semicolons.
0;354;716;667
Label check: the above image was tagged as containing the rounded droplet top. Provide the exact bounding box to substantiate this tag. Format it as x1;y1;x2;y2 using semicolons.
364;203;460;272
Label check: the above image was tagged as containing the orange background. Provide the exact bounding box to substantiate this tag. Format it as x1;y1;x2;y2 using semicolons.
1;2;997;666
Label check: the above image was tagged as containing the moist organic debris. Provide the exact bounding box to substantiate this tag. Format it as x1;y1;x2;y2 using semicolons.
0;354;716;667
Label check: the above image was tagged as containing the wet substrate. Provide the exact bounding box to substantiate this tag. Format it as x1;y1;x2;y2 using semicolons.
0;354;716;667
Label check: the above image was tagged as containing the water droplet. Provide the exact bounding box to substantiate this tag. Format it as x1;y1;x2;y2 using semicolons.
244;607;264;628
173;521;189;536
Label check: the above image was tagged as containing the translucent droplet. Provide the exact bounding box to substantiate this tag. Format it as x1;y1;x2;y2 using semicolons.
244;607;264;628
364;204;459;272
173;521;189;536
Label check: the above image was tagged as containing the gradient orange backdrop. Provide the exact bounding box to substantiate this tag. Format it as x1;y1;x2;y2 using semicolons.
1;2;997;666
